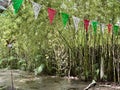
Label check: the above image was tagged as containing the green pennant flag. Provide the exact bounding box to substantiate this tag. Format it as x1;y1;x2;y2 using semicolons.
61;13;69;27
113;25;119;35
92;21;98;34
12;0;23;14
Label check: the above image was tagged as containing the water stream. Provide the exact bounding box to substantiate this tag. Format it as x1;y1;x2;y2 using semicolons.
0;69;118;90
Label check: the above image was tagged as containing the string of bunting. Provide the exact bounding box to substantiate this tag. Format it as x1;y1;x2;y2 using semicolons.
1;0;119;35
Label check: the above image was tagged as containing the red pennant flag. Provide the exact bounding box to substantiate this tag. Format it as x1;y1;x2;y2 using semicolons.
48;8;56;24
107;24;112;33
84;19;90;32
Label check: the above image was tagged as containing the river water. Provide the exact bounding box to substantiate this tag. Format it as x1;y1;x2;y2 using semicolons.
0;70;119;90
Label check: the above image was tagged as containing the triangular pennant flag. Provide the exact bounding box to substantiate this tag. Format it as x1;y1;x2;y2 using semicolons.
48;8;56;24
31;1;42;19
92;21;98;34
116;21;120;26
72;16;80;32
113;25;119;35
61;13;69;27
0;5;6;10
100;24;105;34
84;19;90;32
0;0;4;2
60;2;67;9
12;0;23;14
107;24;112;33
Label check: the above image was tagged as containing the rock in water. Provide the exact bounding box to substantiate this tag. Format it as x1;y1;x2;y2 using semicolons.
84;80;96;90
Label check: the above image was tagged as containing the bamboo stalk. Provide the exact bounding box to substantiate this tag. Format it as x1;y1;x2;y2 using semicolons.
11;70;14;90
100;24;104;80
8;44;15;90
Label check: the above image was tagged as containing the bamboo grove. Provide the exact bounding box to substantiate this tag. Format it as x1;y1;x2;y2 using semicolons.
0;0;120;82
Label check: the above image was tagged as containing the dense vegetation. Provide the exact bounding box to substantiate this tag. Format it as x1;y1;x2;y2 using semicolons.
0;0;120;82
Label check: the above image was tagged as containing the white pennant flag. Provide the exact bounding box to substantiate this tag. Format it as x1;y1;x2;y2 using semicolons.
0;0;4;2
0;5;6;10
72;16;80;32
31;1;42;19
101;24;105;34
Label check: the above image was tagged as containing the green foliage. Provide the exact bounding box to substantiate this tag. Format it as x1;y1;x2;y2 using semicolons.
34;64;44;75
